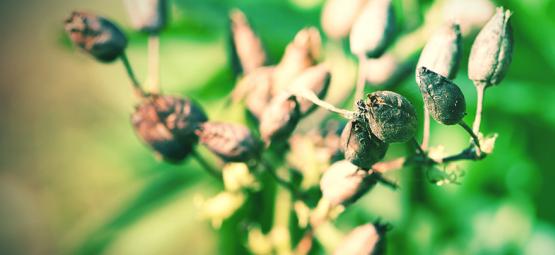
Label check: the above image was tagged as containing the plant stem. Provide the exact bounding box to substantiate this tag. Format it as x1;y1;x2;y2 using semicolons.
120;53;146;99
411;138;426;155
354;54;366;104
147;35;161;94
421;107;431;150
472;82;487;134
191;149;223;182
260;160;301;198
292;87;354;119
458;121;482;156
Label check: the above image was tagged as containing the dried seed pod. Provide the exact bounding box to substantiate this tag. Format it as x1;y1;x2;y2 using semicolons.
123;0;168;34
468;7;514;86
131;95;208;163
416;22;462;80
364;91;417;143
321;0;367;39
259;93;302;145
229;9;267;75
232;67;275;119
349;0;395;58
416;67;466;125
288;64;331;114
320;160;377;206
198;122;262;163
64;11;128;62
272;28;321;95
340;109;388;169
333;223;388;255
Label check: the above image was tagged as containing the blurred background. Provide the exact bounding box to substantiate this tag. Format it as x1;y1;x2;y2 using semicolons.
1;0;555;254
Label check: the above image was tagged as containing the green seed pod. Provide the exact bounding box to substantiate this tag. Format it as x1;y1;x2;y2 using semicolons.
364;91;417;143
468;7;514;86
416;22;462;80
229;9;267;75
333;223;388;255
320;160;377;206
321;0;367;39
416;67;466;125
198;122;262;163
259;93;302;145
131;95;208;163
123;0;168;34
64;11;128;62
349;0;395;58
288;64;331;115
340;107;388;169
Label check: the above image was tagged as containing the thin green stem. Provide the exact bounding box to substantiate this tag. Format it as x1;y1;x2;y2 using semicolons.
260;160;301;198
191;150;223;182
458;121;482;156
120;53;145;99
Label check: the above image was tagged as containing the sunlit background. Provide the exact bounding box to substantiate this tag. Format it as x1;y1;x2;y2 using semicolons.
1;0;555;254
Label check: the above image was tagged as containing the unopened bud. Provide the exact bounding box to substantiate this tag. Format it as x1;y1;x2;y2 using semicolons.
64;11;128;62
416;67;466;125
333;222;388;255
123;0;168;34
364;91;417;143
349;0;395;58
417;22;462;80
321;0;367;39
232;67;275;119
131;95;208;163
229;9;267;75
197;122;262;163
341;110;388;169
320;160;377;206
288;64;331;114
259;93;302;145
468;7;514;86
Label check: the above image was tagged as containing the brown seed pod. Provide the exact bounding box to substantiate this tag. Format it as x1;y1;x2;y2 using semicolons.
468;7;514;86
333;222;388;255
229;9;267;75
349;0;395;58
340;107;388;169
416;22;462;80
321;0;367;39
288;64;331;115
123;0;168;34
64;11;128;62
259;93;302;145
364;91;417;143
320;160;377;206
131;95;208;163
197;122;262;163
416;67;466;125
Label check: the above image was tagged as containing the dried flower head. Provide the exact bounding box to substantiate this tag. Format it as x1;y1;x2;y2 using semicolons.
417;22;462;80
333;222;388;255
131;95;208;163
364;91;417;143
321;0;368;39
320;160;377;206
123;0;168;34
197;122;262;163
416;67;466;125
468;7;514;86
229;9;267;75
64;11;128;62
288;64;331;114
349;0;396;58
259;93;302;145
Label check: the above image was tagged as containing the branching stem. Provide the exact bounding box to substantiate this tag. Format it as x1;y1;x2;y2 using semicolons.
191;150;223;182
458;121;482;156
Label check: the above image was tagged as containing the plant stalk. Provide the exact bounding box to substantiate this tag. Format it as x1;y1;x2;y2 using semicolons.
147;35;161;94
120;53;146;99
472;82;487;134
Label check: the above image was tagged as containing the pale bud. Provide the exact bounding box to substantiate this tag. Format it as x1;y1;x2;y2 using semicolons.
259;93;302;145
333;223;388;255
321;0;368;39
197;122;262;163
288;64;331;114
229;9;267;75
417;22;462;80
320;160;377;206
349;0;396;58
123;0;168;34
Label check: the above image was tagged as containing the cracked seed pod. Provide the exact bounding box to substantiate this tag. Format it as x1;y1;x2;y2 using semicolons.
197;122;262;163
349;0;395;58
259;93;302;145
229;9;267;75
416;67;466;125
468;7;514;86
320;160;377;206
333;223;388;255
288;64;331;114
321;0;367;39
131;95;208;163
64;11;128;62
364;91;417;143
272;28;321;95
123;0;168;34
416;22;462;80
340;109;388;169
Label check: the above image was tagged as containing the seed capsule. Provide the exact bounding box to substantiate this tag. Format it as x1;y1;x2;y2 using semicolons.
131;95;208;163
197;122;262;163
468;7;514;86
229;9;267;75
341;107;388;169
364;91;417;143
288;64;331;115
320;160;377;206
349;0;395;58
123;0;168;34
321;0;367;39
232;67;275;120
64;11;128;62
416;67;466;125
416;22;462;80
259;93;302;145
333;223;388;255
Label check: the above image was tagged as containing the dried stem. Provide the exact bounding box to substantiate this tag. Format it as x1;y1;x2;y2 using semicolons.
191;149;223;182
354;54;367;104
421;107;431;150
120;53;146;99
146;35;161;94
472;82;487;134
292;87;354;119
